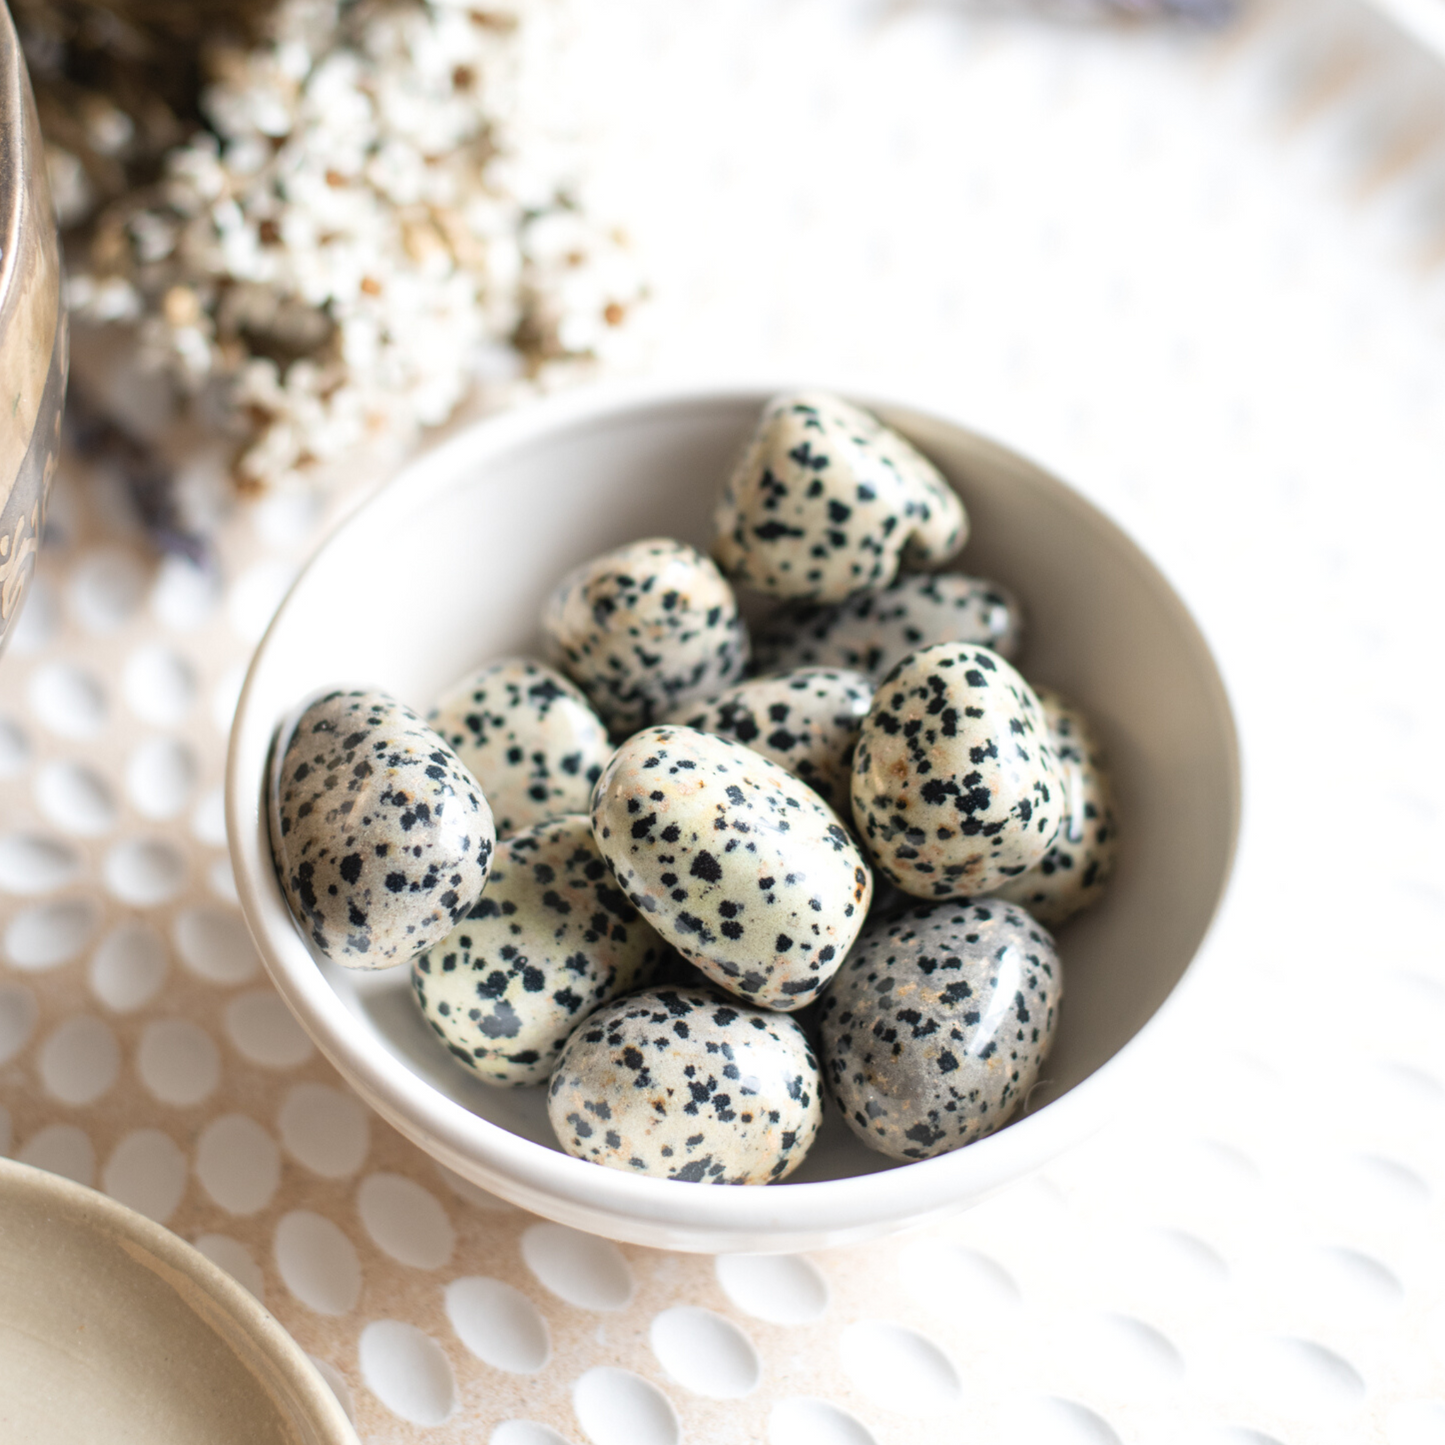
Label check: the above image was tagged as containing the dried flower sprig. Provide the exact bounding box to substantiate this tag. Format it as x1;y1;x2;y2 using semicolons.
26;0;645;518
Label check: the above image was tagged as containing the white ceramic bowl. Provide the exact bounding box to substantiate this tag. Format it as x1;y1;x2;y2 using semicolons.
228;383;1240;1253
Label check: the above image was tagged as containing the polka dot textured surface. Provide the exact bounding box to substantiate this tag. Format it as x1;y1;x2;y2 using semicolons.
3;2;1444;1440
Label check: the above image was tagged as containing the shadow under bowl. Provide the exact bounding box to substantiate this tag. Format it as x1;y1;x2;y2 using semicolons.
227;383;1239;1253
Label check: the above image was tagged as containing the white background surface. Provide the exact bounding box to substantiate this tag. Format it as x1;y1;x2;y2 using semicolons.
2;0;1445;1440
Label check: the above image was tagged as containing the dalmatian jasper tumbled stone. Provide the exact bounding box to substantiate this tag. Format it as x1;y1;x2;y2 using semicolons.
818;899;1062;1161
752;573;1023;683
712;391;967;602
592;725;873;1011
851;643;1064;899
272;690;495;968
428;657;611;838
663;667;873;814
990;688;1117;926
541;538;750;735
547;985;823;1183
411;815;665;1086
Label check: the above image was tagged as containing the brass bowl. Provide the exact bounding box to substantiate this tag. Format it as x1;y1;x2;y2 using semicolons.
0;0;67;656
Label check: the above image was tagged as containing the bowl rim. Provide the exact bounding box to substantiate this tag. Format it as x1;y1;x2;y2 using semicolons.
0;1154;358;1443
227;378;1242;1245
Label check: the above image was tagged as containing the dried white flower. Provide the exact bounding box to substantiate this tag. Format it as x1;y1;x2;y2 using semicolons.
63;0;646;500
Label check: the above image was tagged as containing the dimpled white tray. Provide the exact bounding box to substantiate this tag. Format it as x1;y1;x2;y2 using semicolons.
2;1;1444;1441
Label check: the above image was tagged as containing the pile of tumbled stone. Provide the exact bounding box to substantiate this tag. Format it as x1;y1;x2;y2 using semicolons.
271;391;1116;1184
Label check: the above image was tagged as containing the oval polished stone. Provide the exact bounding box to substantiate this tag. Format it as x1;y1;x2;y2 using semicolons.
429;657;611;838
851;643;1063;899
541;538;749;735
591;726;872;1011
271;689;494;968
818;898;1062;1160
663;667;872;814
548;986;822;1184
752;572;1023;682
412;815;666;1086
990;688;1117;926
712;391;966;603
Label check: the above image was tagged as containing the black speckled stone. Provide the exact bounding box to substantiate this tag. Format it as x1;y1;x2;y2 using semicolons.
818;899;1062;1160
752;572;1023;682
412;814;665;1086
851;642;1064;899
428;657;611;838
663;666;873;814
271;689;494;968
547;985;822;1183
990;688;1117;926
712;391;967;602
541;538;749;735
592;725;872;1011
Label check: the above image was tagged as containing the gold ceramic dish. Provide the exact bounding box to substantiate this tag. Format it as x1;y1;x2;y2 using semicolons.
0;1157;357;1444
0;0;66;654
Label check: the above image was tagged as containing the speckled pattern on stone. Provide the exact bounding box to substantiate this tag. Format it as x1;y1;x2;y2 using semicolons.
752;572;1023;682
547;985;823;1183
541;537;749;735
428;657;612;838
712;391;967;602
411;814;665;1086
592;726;873;1011
990;688;1117;927
851;643;1063;899
818;899;1062;1160
663;667;873;814
271;689;495;968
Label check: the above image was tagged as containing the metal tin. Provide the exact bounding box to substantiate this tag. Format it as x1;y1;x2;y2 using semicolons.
0;0;67;656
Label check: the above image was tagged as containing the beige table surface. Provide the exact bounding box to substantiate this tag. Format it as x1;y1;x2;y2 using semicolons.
3;2;1445;1441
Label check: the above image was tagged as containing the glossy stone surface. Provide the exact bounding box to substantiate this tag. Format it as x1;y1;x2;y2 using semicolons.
547;985;822;1183
990;688;1117;926
428;657;611;838
818;899;1062;1160
411;815;665;1086
592;725;872;1011
663;667;873;814
712;391;966;602
541;537;749;735
752;572;1022;683
271;689;495;968
851;643;1063;899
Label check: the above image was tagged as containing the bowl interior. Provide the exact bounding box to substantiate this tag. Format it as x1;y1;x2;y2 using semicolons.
0;1158;355;1445
232;388;1238;1227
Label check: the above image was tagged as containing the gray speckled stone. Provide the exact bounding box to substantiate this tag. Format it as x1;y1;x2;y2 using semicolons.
712;391;966;602
547;985;822;1183
411;815;665;1086
541;538;749;735
428;657;611;838
818;899;1062;1160
851;643;1064;899
663;667;873;814
989;688;1117;926
271;689;495;969
592;725;872;1011
752;573;1023;682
